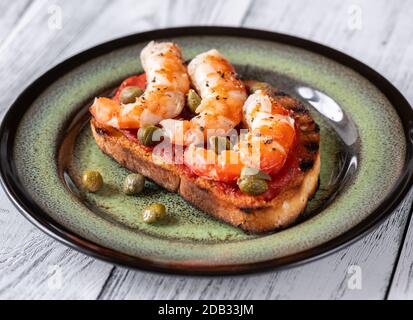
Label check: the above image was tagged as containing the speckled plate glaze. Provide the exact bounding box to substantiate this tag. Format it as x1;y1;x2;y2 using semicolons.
1;27;412;274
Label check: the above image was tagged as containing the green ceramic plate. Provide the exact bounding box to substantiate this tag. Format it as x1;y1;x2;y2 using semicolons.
1;27;412;274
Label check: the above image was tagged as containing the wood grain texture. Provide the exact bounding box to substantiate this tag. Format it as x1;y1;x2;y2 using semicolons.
0;0;412;300
0;0;171;300
0;0;32;46
387;190;413;300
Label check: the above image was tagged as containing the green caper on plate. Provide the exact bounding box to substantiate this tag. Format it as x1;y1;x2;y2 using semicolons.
82;170;103;193
237;176;268;196
119;86;144;104
137;125;162;147
123;173;145;195
142;203;166;224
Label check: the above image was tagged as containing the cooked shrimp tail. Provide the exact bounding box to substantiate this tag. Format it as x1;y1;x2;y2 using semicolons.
90;41;190;129
183;90;296;182
161;49;247;146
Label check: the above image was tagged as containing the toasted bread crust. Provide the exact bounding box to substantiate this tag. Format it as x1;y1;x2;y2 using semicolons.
179;155;320;232
91;111;320;233
91;123;182;192
90;81;320;233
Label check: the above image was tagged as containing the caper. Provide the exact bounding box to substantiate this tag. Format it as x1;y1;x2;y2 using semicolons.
120;86;144;104
82;170;103;192
123;173;145;195
237;176;268;196
138;125;162;147
209;136;233;154
249;82;271;94
142;203;166;224
240;167;271;181
187;89;201;113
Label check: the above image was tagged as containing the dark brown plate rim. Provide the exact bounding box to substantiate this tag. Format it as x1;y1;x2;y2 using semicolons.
1;27;412;275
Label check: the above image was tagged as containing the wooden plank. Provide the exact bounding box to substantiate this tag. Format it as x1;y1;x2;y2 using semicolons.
97;0;413;300
0;0;32;44
387;190;413;300
0;0;169;299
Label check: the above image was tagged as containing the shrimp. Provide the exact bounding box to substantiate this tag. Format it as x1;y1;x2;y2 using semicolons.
160;49;247;146
90;41;190;128
183;90;296;182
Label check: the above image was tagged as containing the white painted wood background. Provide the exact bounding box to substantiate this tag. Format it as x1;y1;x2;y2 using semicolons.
0;0;412;300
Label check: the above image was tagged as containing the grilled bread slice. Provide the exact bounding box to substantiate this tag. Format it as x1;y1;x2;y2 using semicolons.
90;89;320;233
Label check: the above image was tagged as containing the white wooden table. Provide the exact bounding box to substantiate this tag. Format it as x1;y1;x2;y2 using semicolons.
1;0;412;300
